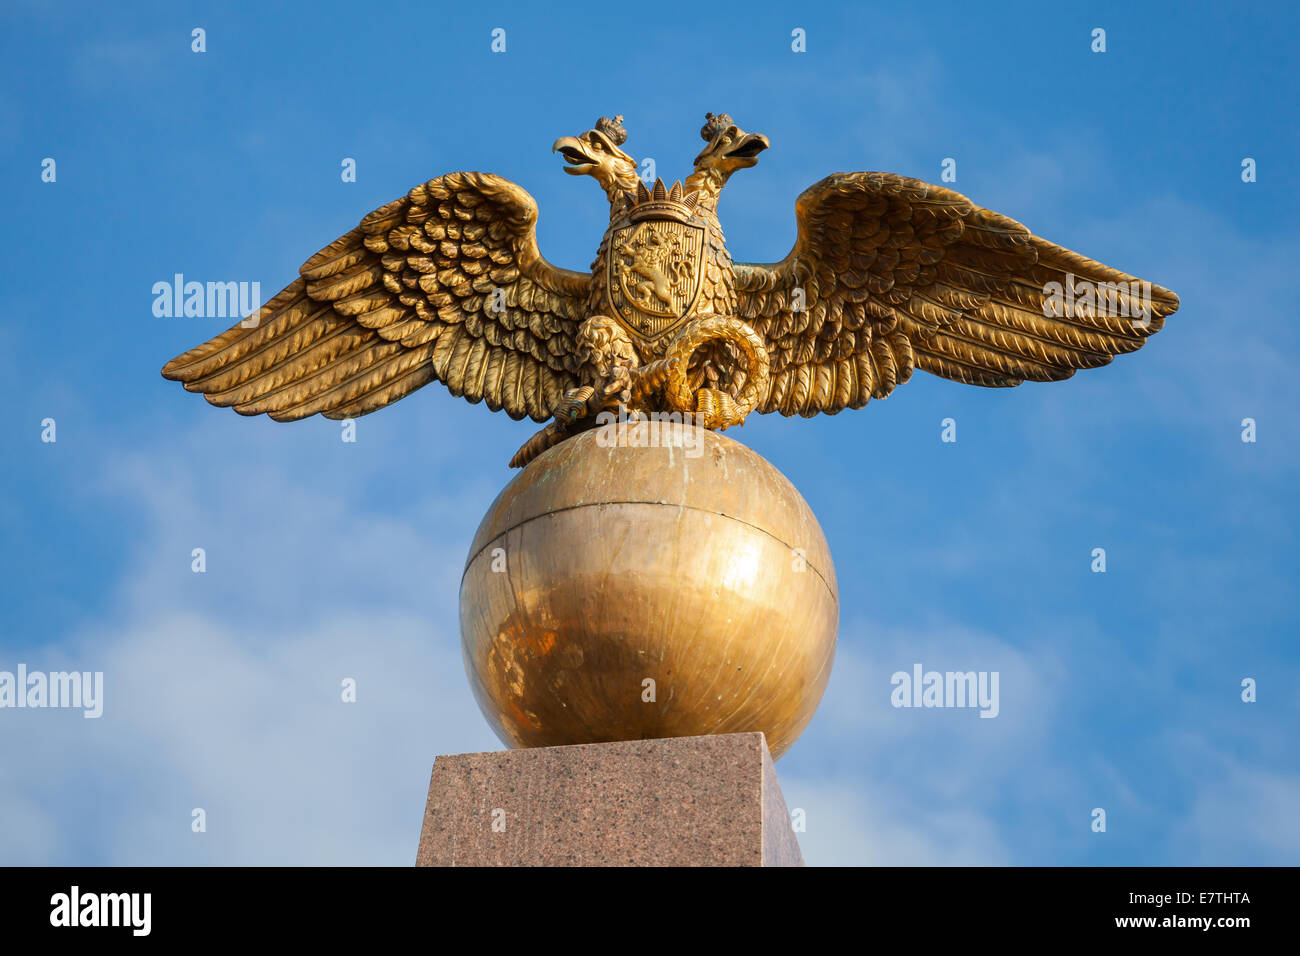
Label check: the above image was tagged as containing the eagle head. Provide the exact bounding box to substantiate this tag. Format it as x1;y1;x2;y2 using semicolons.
692;113;770;177
553;116;639;203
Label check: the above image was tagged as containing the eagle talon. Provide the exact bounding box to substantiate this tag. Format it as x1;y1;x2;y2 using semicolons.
552;385;597;425
695;387;744;430
602;367;632;399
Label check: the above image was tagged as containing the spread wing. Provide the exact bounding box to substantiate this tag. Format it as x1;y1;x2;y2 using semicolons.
161;172;587;423
733;172;1180;416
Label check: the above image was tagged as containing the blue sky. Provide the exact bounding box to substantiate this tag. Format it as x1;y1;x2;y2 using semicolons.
1;0;1296;865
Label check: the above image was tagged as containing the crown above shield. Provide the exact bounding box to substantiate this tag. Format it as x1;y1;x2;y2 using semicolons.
628;178;701;223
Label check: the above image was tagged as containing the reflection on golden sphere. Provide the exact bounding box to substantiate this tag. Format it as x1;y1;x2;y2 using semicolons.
459;421;837;759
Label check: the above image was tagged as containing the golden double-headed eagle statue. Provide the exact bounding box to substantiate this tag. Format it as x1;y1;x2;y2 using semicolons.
162;113;1179;466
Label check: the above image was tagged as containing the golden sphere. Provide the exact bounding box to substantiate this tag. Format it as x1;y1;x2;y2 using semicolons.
459;421;837;759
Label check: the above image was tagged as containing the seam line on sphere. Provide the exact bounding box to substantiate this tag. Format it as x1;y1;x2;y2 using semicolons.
461;500;834;596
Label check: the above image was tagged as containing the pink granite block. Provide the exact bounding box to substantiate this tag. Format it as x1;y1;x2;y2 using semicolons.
416;732;803;867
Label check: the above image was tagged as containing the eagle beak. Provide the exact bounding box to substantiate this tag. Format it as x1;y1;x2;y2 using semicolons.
553;135;597;175
693;130;770;169
725;132;770;161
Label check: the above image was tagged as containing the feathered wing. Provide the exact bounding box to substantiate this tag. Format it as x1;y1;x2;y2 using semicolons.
161;172;588;423
733;172;1180;416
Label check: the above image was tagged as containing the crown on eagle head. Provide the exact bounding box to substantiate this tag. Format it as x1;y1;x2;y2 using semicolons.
628;178;701;223
595;115;627;146
700;112;733;141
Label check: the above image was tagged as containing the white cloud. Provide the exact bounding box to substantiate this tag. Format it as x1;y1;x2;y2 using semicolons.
771;620;1073;864
1178;763;1300;864
0;608;497;865
780;778;1010;866
0;410;503;865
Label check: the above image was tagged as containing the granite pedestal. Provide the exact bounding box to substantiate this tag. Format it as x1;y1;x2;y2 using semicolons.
416;732;803;866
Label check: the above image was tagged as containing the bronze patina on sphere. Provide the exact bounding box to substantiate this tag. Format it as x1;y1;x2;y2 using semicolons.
459;420;838;758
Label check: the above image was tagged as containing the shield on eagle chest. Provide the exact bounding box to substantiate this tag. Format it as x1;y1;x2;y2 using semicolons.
606;217;706;341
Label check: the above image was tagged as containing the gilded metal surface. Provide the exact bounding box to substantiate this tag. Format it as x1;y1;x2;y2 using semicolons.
608;204;707;339
461;422;837;760
157;111;1182;760
160;111;1179;471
